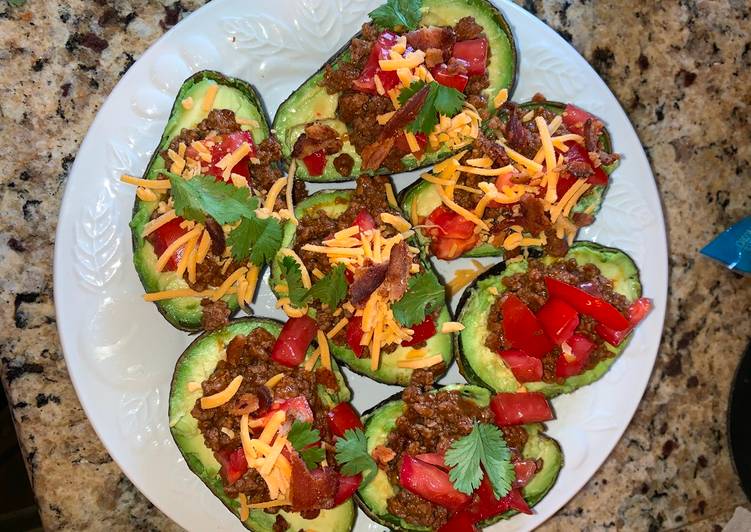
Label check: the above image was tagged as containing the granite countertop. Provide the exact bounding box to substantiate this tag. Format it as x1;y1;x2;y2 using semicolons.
1;0;750;530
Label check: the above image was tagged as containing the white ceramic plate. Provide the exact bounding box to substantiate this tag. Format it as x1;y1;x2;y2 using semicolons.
54;0;668;530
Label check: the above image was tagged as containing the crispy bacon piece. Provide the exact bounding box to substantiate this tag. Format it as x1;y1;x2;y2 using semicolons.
385;241;410;301
503;105;537;156
425;48;445;68
372;445;396;465
289;451;337;511
361;137;395;171
292;122;343;159
406;26;456;57
204;216;225;255
379;84;431;141
349;261;389;306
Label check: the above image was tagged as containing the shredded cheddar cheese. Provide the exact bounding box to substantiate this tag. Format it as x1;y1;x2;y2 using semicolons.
200;375;242;409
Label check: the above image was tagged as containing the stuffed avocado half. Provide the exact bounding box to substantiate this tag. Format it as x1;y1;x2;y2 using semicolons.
269;176;454;386
272;0;517;182
169;317;357;532
356;379;562;531
456;242;652;397
400;99;620;261
129;70;293;332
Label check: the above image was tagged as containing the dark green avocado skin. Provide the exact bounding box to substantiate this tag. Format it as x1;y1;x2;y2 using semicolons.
129;70;271;332
355;384;563;531
272;0;518;182
455;241;642;397
168;317;356;532
399;100;618;260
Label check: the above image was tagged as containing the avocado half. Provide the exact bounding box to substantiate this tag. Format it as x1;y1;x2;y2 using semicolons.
357;384;563;531
272;0;517;182
269;190;454;386
130;70;272;331
456;241;642;397
400;100;618;259
168;317;356;532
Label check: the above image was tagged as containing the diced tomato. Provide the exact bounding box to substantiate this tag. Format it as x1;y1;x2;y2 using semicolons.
490;392;554;426
150;217;187;271
431;235;480;260
401;315;436;347
498;349;543;383
544;277;629;331
563;141;608;185
425;205;480;260
477;478;532;517
595;297;652;346
326;403;363;438
395;131;428;155
352;32;400;94
208;130;256;181
426;205;476;239
346;316;365;358
353;209;376;233
438;511;477;532
415;452;447;470
302;150;327;176
431;63;469;92
215;447;248;485
333;474;362;506
271;316;318;367
400;455;470;511
271;396;315;424
501;295;554;358
555;173;578;198
344;268;354;284
555;333;596;378
562;103;596;136
513;460;538;488
452;39;488;76
536;298;580;344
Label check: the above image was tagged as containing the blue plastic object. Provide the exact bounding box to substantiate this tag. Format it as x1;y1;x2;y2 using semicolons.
701;217;751;275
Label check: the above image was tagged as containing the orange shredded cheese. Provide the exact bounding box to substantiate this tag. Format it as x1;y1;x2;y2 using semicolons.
201;375;242;409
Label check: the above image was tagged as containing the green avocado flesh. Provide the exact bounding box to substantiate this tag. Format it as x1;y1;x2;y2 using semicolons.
168;317;355;532
400;100;618;260
130;71;271;331
357;384;563;531
456;242;642;397
270;190;454;386
272;0;516;182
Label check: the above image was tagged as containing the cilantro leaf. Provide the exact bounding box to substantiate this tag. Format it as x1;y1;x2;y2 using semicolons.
335;428;378;485
305;265;348;308
433;83;465;117
392;270;445;326
168;172;258;224
280;256;308;307
369;0;422;30
445;423;514;498
301;447;326;470
288;420;325;469
288;420;321;450
399;82;466;135
227;215;282;266
398;80;427;106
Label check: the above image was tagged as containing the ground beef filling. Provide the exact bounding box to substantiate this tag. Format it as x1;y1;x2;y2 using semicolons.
319;18;491;172
292;175;428;354
191;328;337;503
485;259;630;382
381;370;526;529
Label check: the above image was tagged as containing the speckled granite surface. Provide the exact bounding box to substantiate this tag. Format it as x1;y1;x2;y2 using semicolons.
0;0;749;530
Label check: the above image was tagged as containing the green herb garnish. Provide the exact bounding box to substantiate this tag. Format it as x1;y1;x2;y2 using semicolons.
305;265;348;308
167;172;258;224
369;0;422;31
335;428;378;484
392;270;445;326
288;420;326;469
444;422;515;498
227;215;283;266
279;256;308;307
398;81;466;135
